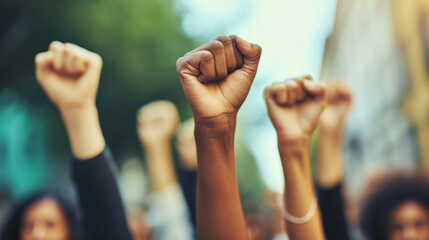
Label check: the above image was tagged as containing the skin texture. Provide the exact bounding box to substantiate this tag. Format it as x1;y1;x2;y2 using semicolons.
388;201;429;240
137;100;180;192
264;76;326;240
20;198;69;240
176;35;262;240
176;118;197;170
316;80;353;188
35;41;105;160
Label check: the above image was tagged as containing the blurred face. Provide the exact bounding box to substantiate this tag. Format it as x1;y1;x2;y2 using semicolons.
388;201;429;240
20;198;69;240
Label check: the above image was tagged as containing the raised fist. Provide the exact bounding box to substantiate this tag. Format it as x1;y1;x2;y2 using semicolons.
176;35;262;125
319;80;352;132
176;118;197;169
137;100;180;147
35;41;102;110
264;76;327;142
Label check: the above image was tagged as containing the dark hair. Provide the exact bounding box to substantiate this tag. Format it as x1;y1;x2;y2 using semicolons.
0;189;82;240
359;172;429;240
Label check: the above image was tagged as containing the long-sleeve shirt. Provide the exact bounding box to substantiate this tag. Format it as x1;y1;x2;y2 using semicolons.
72;147;133;240
317;183;350;240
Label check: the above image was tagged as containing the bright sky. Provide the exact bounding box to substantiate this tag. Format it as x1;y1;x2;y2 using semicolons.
176;0;337;192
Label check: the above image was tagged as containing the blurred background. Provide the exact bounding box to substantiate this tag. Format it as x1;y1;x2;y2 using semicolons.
0;0;429;226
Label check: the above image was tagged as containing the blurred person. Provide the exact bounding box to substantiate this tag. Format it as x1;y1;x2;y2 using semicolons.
176;118;197;171
127;208;152;240
175;118;197;227
0;190;80;240
264;75;326;239
137;100;194;240
0;42;132;240
360;172;429;240
265;191;288;240
245;211;270;240
316;80;352;240
176;35;262;240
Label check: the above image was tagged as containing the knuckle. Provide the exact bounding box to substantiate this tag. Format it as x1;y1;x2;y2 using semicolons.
229;35;238;42
89;53;103;67
176;57;184;69
34;53;42;64
216;35;231;44
49;41;62;51
210;40;224;52
200;51;213;62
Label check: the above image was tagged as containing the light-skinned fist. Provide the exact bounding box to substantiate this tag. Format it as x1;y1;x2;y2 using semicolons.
264;76;327;143
35;41;102;110
319;80;353;133
176;35;262;127
137;100;180;147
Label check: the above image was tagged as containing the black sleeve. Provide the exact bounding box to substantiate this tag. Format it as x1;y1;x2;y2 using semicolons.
178;168;197;228
317;183;350;240
72;147;132;240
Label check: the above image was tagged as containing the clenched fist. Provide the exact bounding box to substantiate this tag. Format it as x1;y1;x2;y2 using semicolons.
265;76;327;142
176;35;262;126
35;41;102;110
137;100;180;147
319;80;352;133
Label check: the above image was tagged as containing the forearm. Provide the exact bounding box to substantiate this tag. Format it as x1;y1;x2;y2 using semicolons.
60;104;105;160
278;138;324;240
144;141;178;192
195;120;247;240
316;127;344;188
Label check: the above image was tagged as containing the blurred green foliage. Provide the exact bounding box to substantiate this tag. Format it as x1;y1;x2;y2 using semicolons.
0;0;196;159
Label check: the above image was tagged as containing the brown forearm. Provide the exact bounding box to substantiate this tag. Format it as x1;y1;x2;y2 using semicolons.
316;128;344;188
60;104;105;160
278;138;324;240
144;141;178;192
195;120;247;240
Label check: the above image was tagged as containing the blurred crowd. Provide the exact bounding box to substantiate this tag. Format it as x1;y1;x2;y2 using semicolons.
0;33;428;240
1;0;429;239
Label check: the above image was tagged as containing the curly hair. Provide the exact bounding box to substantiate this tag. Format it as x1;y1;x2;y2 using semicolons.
359;172;429;240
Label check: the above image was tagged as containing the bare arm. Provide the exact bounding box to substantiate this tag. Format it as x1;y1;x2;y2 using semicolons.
316;80;352;188
35;41;132;240
265;76;326;240
176;35;262;240
137;100;180;192
35;41;105;159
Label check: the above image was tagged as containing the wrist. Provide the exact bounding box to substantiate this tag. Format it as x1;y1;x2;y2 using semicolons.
59;103;98;121
142;139;171;152
318;125;344;142
277;136;311;165
277;134;311;149
194;113;237;138
59;103;105;160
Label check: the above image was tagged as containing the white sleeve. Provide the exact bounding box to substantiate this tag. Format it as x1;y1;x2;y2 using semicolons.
146;184;195;240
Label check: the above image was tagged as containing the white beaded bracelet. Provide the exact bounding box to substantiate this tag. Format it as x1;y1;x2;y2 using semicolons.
277;196;318;224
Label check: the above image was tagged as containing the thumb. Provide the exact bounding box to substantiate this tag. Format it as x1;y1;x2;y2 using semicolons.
303;79;327;100
236;37;262;77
